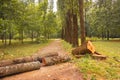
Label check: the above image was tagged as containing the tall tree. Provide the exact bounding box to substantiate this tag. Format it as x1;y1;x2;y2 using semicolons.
79;0;86;44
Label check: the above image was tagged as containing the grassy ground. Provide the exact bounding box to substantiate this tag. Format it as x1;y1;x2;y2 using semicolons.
0;39;52;60
62;40;120;80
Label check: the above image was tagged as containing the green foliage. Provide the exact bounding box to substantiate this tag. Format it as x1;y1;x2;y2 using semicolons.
87;0;120;38
0;0;58;45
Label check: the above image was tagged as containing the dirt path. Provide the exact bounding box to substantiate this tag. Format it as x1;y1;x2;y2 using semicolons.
1;39;83;80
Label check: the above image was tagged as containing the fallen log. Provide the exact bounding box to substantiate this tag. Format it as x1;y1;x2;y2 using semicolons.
0;52;58;67
0;61;41;77
34;52;58;58
42;55;71;66
72;41;95;55
0;60;14;67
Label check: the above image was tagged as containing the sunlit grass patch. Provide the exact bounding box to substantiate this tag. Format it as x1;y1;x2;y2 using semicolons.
0;39;52;60
62;40;120;80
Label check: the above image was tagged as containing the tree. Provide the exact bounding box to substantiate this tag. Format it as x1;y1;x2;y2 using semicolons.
79;0;86;44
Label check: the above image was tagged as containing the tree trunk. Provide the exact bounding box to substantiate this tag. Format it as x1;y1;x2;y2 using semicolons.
107;30;109;40
21;30;24;44
31;30;34;42
9;28;12;45
79;0;86;44
61;26;64;39
0;61;41;77
72;14;79;47
65;14;69;42
4;29;7;46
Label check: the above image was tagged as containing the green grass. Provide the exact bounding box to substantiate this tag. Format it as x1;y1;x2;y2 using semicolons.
0;39;52;60
62;40;120;80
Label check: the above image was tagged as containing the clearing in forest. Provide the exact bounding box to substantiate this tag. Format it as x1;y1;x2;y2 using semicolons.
1;39;83;80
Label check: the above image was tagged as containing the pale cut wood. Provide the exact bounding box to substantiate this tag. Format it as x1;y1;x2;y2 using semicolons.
0;61;41;77
72;41;95;55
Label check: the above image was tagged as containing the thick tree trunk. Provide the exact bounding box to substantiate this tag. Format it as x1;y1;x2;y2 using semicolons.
65;10;73;44
65;14;69;42
0;61;41;77
72;14;79;47
42;55;71;66
79;0;86;44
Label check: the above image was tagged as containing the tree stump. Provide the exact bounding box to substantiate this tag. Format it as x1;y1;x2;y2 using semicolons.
72;41;95;55
72;41;107;60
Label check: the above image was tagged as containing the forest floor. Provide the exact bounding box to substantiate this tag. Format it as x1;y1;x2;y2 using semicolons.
1;39;83;80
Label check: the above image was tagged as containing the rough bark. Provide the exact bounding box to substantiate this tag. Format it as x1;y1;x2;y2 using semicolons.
72;41;107;60
72;41;95;55
0;61;41;77
79;0;86;44
34;52;58;58
42;55;71;66
72;14;79;47
0;52;58;67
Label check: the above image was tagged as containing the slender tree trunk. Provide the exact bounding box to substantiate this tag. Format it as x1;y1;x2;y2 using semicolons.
1;34;4;43
21;30;24;44
79;0;86;45
9;27;12;45
31;30;34;42
61;26;64;39
4;27;7;46
107;30;109;40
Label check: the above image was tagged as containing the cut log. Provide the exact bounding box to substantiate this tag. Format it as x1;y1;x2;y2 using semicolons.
0;61;41;77
0;60;14;67
0;56;41;67
0;52;58;67
42;55;71;66
34;52;58;58
72;41;95;55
